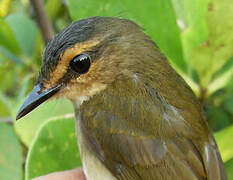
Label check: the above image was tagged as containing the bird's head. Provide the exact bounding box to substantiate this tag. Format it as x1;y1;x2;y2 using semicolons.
16;16;165;120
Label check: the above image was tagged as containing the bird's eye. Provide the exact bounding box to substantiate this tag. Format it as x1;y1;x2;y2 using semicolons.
69;54;91;74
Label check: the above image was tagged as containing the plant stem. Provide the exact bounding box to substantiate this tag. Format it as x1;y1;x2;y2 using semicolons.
30;0;54;44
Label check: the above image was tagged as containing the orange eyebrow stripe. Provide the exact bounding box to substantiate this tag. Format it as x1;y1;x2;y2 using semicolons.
46;40;99;88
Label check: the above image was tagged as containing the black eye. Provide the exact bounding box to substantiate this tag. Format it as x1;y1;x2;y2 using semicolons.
70;54;91;74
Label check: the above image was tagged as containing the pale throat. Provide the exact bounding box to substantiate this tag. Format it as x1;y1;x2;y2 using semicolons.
71;82;107;109
73;95;90;109
71;73;140;109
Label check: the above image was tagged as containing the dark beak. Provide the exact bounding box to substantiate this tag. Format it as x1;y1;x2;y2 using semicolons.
16;83;61;120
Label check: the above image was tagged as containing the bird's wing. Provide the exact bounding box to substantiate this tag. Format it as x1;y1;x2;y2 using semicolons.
79;86;225;179
81;124;203;179
80;109;224;179
202;135;226;180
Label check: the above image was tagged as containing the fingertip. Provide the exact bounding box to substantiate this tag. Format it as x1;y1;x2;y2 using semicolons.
32;167;86;180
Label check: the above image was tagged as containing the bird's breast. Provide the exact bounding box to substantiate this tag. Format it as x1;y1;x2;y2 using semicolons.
75;114;116;180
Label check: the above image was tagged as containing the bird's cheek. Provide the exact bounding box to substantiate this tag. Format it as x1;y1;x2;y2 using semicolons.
56;82;107;101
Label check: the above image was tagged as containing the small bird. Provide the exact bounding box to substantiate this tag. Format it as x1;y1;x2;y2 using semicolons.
16;17;226;180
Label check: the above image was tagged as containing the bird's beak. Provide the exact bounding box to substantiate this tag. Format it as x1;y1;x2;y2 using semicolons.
16;83;61;120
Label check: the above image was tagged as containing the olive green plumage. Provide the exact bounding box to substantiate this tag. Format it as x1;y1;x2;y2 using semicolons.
17;17;226;180
77;35;225;179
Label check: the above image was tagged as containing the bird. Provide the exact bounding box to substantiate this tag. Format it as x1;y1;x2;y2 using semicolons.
16;17;226;180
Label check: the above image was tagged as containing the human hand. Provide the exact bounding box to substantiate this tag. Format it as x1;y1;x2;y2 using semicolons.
32;168;86;180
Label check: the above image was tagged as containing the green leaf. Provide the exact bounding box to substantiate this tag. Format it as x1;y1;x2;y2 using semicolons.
16;76;30;104
67;0;129;20
208;56;233;95
224;94;233;115
190;0;233;88
0;122;22;180
14;99;73;147
207;107;231;131
214;125;233;162
212;56;233;78
225;157;233;180
0;88;11;117
0;46;24;65
26;118;81;179
6;13;37;57
0;100;10;117
46;0;63;20
171;0;209;62
0;17;20;55
0;91;12;114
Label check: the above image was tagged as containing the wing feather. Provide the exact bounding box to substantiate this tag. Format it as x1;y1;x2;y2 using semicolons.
81;110;209;179
79;84;225;179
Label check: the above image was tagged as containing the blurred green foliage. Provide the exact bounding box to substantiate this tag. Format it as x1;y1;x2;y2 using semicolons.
15;99;73;147
0;0;232;179
26;118;81;179
0;121;22;180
